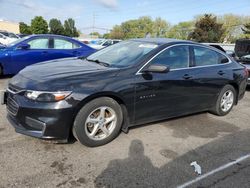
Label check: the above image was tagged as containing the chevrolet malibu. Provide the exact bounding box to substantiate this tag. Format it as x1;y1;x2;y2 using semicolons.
1;38;248;147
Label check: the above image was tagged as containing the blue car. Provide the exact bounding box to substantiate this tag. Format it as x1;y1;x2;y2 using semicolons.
0;34;96;75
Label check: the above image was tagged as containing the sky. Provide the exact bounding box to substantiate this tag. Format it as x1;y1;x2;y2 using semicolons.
0;0;250;34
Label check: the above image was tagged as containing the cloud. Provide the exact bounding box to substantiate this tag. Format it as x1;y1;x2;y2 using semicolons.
95;0;118;9
0;0;84;23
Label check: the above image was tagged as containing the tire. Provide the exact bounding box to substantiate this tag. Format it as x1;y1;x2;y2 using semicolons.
0;65;3;76
210;85;236;116
73;97;123;147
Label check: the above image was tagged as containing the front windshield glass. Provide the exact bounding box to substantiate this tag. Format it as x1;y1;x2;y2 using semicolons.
7;36;30;47
86;41;158;67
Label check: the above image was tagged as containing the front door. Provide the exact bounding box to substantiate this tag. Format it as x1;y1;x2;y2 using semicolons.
134;45;196;124
10;37;51;74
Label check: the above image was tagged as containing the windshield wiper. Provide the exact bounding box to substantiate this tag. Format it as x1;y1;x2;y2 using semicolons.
86;58;110;67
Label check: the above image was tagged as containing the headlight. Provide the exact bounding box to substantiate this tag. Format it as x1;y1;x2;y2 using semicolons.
24;90;72;102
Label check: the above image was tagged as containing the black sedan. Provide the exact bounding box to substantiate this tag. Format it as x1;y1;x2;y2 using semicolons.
1;38;248;147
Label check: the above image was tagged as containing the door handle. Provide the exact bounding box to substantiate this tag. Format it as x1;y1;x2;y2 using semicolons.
218;70;225;75
42;51;48;54
183;74;193;80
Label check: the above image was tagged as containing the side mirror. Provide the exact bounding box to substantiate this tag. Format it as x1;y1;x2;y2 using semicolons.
18;43;30;50
143;64;170;73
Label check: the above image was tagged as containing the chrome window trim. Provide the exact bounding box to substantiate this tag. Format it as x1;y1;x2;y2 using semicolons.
136;43;232;75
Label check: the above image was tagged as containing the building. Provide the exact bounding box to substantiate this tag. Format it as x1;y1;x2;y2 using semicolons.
0;20;19;34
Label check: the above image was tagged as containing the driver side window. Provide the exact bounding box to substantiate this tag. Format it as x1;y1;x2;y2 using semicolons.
28;38;49;49
150;45;189;69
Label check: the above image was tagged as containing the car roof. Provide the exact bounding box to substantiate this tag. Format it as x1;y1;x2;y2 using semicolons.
29;34;73;39
130;38;194;45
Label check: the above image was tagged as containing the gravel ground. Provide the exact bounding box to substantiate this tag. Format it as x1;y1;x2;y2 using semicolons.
0;77;250;188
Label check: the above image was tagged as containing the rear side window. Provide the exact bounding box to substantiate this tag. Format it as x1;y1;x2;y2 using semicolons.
150;45;189;69
194;46;229;66
53;38;80;49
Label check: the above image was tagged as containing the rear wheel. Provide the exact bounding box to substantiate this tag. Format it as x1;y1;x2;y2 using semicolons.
210;85;236;116
73;97;123;147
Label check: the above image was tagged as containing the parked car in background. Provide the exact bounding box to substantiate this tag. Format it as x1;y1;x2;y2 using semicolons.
0;34;96;75
0;30;20;45
88;39;121;49
2;38;248;147
17;34;30;38
235;39;250;85
203;43;236;57
0;43;5;49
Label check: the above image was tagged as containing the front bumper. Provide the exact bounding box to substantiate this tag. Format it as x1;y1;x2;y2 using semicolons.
3;90;78;141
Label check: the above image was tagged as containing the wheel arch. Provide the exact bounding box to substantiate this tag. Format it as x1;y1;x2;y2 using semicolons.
0;62;3;75
228;82;239;104
72;91;130;134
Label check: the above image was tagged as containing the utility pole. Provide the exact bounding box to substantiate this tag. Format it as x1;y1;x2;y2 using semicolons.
92;13;96;38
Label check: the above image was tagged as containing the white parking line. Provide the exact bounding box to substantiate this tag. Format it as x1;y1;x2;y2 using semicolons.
177;153;250;188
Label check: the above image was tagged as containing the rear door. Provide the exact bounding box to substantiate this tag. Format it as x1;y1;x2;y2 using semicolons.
48;37;82;59
187;45;232;110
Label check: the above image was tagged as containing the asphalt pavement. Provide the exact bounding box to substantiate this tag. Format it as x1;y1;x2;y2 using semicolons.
0;77;250;188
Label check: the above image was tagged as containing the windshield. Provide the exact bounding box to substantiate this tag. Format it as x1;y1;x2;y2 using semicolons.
86;41;158;67
7;36;30;47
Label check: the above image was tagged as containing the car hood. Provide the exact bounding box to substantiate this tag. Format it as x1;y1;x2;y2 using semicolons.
10;57;119;91
19;57;112;81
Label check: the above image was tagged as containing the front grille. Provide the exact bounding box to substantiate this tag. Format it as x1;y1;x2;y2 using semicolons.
7;97;19;116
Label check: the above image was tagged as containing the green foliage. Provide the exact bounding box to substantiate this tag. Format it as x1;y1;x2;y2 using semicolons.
64;18;79;37
166;21;194;40
89;32;101;38
49;19;64;35
242;23;250;38
188;14;224;42
153;17;170;37
102;33;111;39
110;25;125;39
19;22;32;34
109;17;169;39
121;16;154;39
218;14;243;43
31;16;48;34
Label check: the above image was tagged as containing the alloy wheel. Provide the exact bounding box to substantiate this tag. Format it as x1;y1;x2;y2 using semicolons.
220;90;234;112
84;106;117;141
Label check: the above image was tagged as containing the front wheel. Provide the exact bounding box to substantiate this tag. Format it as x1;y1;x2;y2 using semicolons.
73;97;123;147
210;85;236;116
0;66;3;76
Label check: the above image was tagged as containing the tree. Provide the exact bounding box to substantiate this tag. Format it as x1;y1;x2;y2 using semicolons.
64;18;79;37
218;14;243;43
49;18;64;35
30;16;48;34
89;32;101;38
103;33;111;39
242;22;250;38
153;17;170;37
167;21;194;39
19;22;32;34
120;16;154;39
110;25;125;39
188;14;224;42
